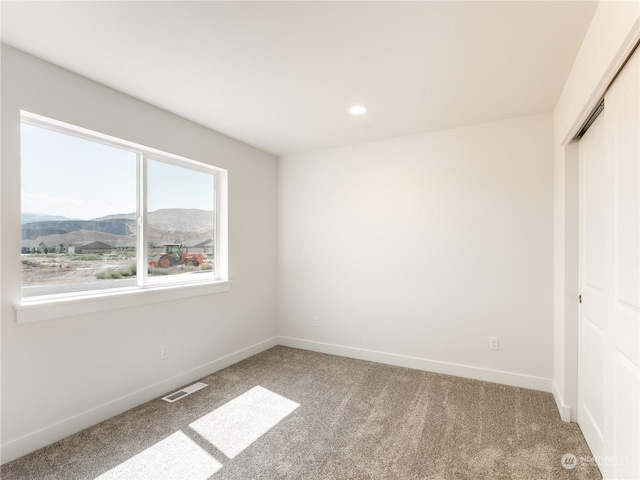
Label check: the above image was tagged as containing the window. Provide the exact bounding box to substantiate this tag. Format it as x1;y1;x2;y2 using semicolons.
19;112;227;307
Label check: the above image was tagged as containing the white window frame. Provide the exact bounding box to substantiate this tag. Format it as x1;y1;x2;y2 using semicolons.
14;111;230;324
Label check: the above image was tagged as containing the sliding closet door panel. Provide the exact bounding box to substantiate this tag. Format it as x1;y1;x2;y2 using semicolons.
608;51;640;363
604;45;639;480
583;118;607;330
578;112;606;460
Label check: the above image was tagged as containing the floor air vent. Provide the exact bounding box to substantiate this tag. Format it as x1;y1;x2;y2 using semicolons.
162;382;207;403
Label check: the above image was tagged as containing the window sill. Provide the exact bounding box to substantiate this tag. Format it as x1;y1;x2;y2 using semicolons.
14;280;232;325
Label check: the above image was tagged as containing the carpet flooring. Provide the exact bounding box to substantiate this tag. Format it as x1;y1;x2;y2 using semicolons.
1;346;601;479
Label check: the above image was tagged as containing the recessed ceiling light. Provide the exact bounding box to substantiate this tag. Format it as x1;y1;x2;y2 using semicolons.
349;104;368;115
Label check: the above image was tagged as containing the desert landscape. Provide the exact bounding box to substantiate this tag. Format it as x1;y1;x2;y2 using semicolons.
21;208;214;297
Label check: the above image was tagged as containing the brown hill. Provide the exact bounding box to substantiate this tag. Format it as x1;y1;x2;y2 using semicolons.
92;208;214;233
22;209;214;249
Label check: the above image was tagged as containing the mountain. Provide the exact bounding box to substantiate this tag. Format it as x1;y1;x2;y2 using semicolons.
21;208;213;248
147;209;213;234
91;212;136;221
91;209;213;233
22;213;76;224
22;219;136;240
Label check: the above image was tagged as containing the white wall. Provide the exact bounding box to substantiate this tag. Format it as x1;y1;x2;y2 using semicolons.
278;114;554;389
552;0;640;422
0;45;278;463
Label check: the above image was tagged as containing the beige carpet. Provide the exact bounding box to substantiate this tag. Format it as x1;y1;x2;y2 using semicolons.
1;346;601;479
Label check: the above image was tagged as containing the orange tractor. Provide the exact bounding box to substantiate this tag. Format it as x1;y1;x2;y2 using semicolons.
153;243;205;268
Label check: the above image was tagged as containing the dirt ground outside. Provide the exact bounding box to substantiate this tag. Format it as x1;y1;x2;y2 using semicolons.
22;253;135;285
21;252;214;297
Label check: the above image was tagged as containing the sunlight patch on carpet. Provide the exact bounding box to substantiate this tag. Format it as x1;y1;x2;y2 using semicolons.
94;431;222;480
189;385;299;459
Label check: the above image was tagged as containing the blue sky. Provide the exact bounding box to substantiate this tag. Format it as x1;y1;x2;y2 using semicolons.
21;123;214;219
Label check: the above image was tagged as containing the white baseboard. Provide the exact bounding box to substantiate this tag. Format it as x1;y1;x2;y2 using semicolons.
278;336;552;393
552;380;572;422
0;336;279;465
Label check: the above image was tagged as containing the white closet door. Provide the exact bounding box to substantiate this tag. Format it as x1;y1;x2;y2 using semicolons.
578;111;606;463
579;46;640;480
603;45;639;480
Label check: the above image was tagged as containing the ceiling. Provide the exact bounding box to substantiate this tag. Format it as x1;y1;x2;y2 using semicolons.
1;1;597;157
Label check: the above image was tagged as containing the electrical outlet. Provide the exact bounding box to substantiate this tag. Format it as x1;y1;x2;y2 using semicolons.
313;315;320;327
489;337;499;351
160;345;169;359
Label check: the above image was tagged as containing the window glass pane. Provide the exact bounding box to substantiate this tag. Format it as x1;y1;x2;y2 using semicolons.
21;123;137;297
147;159;215;282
